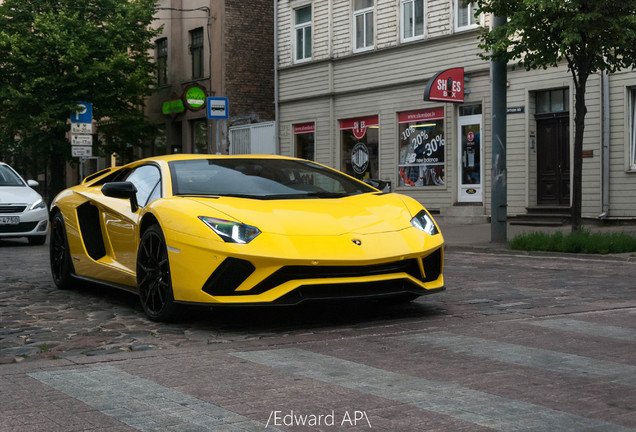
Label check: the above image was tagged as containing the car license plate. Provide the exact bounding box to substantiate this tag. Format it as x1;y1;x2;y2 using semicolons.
0;216;19;225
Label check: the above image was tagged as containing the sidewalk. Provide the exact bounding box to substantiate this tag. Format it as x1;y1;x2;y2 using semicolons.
439;219;636;250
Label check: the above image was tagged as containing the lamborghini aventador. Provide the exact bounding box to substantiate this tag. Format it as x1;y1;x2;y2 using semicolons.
49;155;444;321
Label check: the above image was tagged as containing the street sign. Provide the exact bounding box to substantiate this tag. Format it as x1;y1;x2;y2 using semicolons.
71;134;93;147
207;97;229;119
71;102;93;123
72;146;93;157
71;123;92;134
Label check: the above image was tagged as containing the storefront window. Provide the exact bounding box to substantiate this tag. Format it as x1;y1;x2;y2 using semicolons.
294;123;315;160
340;115;379;180
398;108;445;187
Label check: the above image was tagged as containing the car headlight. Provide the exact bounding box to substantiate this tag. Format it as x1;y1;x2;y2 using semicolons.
411;209;439;235
29;198;46;211
199;216;261;244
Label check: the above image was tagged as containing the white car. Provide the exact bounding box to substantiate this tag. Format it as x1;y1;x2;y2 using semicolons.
0;162;48;245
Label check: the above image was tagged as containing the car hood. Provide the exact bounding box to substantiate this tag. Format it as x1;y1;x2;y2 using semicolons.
185;193;416;236
0;185;42;205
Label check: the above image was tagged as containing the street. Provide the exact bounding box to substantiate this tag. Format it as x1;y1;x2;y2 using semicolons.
1;237;635;431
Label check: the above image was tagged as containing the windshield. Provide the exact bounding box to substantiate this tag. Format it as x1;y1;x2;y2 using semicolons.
169;158;377;199
0;165;25;187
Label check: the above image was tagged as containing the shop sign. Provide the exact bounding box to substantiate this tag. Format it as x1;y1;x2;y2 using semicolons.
293;123;315;134
423;67;464;103
339;115;379;140
182;85;207;111
398;107;444;124
162;99;185;115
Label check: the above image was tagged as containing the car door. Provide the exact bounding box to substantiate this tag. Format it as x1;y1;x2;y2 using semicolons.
102;164;162;276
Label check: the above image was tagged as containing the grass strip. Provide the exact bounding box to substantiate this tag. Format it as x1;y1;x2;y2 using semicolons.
508;230;636;254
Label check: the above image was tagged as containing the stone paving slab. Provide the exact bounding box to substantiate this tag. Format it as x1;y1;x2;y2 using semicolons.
2;235;636;431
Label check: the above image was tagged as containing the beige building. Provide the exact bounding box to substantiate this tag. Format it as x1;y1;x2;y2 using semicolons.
275;0;636;223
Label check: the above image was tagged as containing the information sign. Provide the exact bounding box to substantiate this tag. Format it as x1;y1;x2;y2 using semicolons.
71;123;92;134
207;97;229;119
71;134;93;147
72;146;93;157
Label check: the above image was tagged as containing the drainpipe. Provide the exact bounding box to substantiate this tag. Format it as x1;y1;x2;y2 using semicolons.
273;0;280;154
600;69;610;219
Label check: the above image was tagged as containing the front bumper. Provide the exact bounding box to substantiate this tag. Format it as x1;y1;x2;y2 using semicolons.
165;227;445;305
0;208;49;239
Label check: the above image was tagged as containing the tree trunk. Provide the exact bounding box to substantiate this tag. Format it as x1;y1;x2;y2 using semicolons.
48;134;68;202
571;72;589;232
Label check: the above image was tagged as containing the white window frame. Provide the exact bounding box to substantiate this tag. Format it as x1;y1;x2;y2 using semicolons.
294;5;312;63
401;0;425;42
455;0;479;31
353;0;375;53
630;88;636;170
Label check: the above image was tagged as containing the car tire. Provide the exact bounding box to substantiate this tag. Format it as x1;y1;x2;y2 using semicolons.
137;224;182;322
28;235;46;246
49;211;75;289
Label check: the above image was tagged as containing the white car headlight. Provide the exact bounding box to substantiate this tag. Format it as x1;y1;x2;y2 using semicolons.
29;198;46;211
199;216;261;244
411;210;439;235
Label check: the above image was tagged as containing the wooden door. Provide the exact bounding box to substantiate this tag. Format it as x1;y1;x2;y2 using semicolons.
537;116;570;205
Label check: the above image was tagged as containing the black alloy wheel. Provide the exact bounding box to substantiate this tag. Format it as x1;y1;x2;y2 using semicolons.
49;211;75;289
137;225;181;322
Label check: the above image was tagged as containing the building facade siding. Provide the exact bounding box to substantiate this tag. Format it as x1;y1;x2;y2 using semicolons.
276;0;636;221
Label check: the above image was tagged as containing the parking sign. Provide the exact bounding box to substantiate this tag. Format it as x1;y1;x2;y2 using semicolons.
71;102;93;123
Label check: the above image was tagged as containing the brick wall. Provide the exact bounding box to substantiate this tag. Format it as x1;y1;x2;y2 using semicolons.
225;0;275;125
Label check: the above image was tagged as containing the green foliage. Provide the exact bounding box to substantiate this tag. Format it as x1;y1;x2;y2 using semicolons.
508;230;636;254
476;0;636;75
476;0;636;232
0;0;161;180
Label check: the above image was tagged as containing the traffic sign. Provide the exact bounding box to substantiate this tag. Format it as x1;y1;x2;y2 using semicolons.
207;97;229;119
71;102;93;123
71;134;93;147
71;123;92;134
72;146;92;157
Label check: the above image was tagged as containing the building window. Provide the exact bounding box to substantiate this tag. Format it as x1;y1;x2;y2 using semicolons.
354;0;374;52
536;88;569;114
398;108;445;187
190;27;204;79
401;0;425;41
340;115;379;179
156;38;168;86
294;123;315;160
630;89;636;170
294;6;312;62
456;0;479;30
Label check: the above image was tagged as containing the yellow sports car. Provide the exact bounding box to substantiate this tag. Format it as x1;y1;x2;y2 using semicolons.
50;155;444;321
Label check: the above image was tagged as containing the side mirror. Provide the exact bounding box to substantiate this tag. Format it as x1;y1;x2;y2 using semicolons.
102;181;139;212
27;180;39;188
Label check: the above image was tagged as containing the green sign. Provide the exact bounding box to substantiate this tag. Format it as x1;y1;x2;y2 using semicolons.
162;99;185;115
183;85;206;111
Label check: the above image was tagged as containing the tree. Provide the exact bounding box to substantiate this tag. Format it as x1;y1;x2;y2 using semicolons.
476;0;636;232
0;0;161;199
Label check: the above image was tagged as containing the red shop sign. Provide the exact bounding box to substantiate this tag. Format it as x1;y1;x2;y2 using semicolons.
340;115;379;140
423;67;464;103
398;107;444;124
293;123;315;134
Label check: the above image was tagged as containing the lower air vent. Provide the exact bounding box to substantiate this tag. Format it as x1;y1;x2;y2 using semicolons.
202;258;256;296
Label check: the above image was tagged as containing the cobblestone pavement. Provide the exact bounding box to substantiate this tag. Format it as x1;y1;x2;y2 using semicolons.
1;236;635;431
